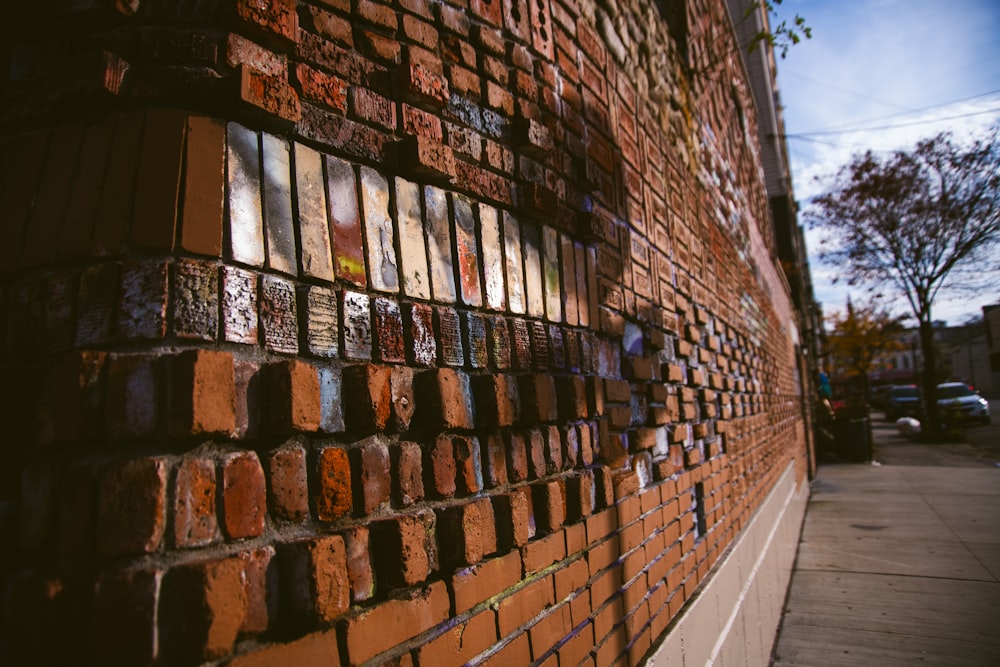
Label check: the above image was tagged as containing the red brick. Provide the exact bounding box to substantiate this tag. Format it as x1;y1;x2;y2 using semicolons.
161;557;247;663
416;608;497;666
398;59;449;108
91;568;161;667
472;373;518;428
267;443;309;522
342;581;450;665
559;623;596;666
528;603;571;660
402;103;443;141
438;500;486;569
236;0;298;46
100;354;158;440
522;529;567;576
395;440;425;506
482;433;509;488
350;86;397;131
343;364;393;433
426;435;457;498
305;4;353;46
226;629;341;667
532;480;567;535
280;534;351;625
169;349;236;437
393;135;457;181
519;374;557;422
239;546;275;633
97;457;167;557
295;62;348;112
452;434;484;495
357;0;399;30
557;375;588;420
222;450;266;539
343;526;375;602
498;575;555;637
481;632;531;667
173;456;218;548
315;446;353;521
352;436;391;514
372;513;432;588
390;365;416;431
494;488;532;551
239;66;302;124
265;359;322;434
452;550;522;613
526;429;547;479
505;432;529;482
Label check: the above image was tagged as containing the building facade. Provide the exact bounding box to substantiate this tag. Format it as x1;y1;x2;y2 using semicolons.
0;0;815;665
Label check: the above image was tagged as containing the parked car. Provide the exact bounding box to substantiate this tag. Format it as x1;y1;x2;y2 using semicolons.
884;385;921;421
936;382;991;425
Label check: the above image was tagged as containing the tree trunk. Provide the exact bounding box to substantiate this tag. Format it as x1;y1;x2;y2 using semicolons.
918;319;939;430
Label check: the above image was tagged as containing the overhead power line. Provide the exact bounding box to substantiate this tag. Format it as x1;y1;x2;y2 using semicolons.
785;105;1000;138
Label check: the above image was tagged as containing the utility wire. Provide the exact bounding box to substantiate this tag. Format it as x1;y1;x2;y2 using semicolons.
784;105;1000;138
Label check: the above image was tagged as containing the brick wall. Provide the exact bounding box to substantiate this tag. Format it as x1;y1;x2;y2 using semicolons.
0;0;811;665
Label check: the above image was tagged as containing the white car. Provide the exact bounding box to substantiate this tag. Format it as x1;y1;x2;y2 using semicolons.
936;382;991;425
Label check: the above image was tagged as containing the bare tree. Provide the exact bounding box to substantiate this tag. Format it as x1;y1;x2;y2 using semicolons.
808;128;1000;430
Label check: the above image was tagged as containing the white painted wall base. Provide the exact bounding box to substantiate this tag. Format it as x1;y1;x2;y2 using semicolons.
645;460;809;667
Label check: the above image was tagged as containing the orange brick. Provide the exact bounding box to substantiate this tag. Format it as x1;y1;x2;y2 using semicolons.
343;581;450;665
169;349;236;436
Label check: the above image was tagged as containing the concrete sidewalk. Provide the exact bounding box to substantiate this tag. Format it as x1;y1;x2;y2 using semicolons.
770;464;1000;666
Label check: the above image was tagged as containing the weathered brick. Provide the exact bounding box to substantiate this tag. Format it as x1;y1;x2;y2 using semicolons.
303;284;339;357
236;0;298;46
222;265;259;344
97;457;167;557
351;436;391;514
343;526;375;602
160;557;247;663
373;296;405;363
435;306;464;366
341;289;373;360
472;373;518;428
102;353;156;440
326;155;367;286
425;434;457;499
395;440;425;506
117;261;168;340
222;450;267;540
268;443;309;522
279;535;351;626
169;350;236;437
173;456;218;548
172;260;219;340
343;364;392;433
295;62;348;113
262;359;321;434
260;274;299;354
371;513;432;588
519;374;558;423
416;368;474;430
315;446;352;521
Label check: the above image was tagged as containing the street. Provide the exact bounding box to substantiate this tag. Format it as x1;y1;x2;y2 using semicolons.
871;399;1000;468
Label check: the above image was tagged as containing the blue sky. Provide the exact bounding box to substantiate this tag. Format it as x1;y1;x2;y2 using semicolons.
771;0;1000;325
